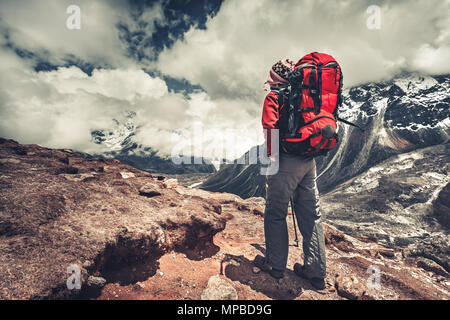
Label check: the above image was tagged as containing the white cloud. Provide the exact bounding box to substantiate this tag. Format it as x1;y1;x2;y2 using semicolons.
157;0;450;102
39;67;168;101
0;46;262;158
1;0;449;160
0;0;146;67
0;47;170;152
134;91;263;159
0;0;268;158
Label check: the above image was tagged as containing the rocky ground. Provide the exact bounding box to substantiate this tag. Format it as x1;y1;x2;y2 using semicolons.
322;143;449;274
163;173;212;188
0;138;448;300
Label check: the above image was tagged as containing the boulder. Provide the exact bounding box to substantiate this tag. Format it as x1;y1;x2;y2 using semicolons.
87;276;107;288
335;274;366;300
433;183;450;229
139;183;162;197
416;258;449;277
120;172;135;179
200;275;238;300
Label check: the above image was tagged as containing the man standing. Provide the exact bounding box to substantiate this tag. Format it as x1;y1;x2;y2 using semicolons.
254;59;327;290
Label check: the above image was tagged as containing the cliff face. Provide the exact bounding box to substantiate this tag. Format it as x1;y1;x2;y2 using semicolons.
0;138;448;300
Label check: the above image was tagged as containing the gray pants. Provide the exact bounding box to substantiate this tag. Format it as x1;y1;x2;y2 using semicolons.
264;153;326;279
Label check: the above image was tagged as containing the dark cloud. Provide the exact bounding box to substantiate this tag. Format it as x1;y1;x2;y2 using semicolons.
118;0;223;63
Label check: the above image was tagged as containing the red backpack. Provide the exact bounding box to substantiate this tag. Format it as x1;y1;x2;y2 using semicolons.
278;52;344;157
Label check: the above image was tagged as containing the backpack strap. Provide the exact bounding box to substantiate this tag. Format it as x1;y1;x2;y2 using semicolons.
272;69;303;138
309;65;321;115
336;67;343;108
275;87;287;110
317;62;323;114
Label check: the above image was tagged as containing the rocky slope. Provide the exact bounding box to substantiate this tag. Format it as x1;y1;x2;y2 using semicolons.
0;138;223;299
321;143;450;274
201;73;450;198
0;138;448;300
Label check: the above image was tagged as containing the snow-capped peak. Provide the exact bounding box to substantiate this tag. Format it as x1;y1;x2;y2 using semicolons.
394;74;439;96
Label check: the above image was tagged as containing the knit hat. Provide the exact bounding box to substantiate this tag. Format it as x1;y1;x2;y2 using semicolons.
264;59;295;89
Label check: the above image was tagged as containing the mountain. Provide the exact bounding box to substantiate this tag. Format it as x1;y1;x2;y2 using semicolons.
200;73;450;198
90;111;216;175
1;138;448;300
321;143;450;273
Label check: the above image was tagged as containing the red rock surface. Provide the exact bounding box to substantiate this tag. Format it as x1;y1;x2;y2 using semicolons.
0;138;448;300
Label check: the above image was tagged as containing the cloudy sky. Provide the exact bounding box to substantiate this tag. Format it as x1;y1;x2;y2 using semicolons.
0;0;449;159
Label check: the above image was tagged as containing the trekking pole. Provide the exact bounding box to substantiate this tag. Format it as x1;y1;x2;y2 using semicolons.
337;116;365;132
290;197;299;247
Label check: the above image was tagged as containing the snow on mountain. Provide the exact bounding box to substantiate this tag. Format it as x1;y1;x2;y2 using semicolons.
90;111;216;174
91;111;138;152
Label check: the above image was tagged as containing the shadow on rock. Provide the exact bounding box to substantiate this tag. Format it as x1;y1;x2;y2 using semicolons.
220;254;306;300
177;238;220;261
250;243;266;255
91;243;164;287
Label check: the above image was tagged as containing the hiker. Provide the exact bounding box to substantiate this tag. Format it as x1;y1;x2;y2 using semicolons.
255;53;344;290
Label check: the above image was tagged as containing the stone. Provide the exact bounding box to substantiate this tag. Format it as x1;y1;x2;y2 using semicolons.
60;173;96;182
433;183;450;229
87;276;107;288
163;178;178;189
132;283;146;291
252;208;264;216
201;275;238;300
0;158;21;164
378;247;395;258
405;234;450;273
417;258;449;277
120;172;135;179
335;275;366;300
139;183;162;197
56;166;79;175
203;200;222;214
237;204;250;211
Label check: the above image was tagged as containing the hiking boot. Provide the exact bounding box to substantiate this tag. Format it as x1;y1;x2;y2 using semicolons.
253;255;284;279
293;263;325;290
